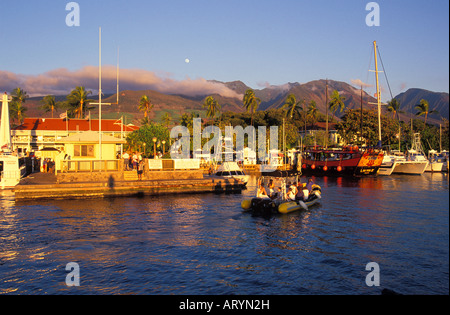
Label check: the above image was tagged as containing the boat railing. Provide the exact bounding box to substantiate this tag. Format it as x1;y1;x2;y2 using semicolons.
1;169;22;180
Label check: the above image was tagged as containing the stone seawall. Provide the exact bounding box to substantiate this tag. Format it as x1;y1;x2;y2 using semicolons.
14;171;243;201
55;169;204;183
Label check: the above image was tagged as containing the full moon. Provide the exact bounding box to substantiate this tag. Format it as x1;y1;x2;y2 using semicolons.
185;58;190;63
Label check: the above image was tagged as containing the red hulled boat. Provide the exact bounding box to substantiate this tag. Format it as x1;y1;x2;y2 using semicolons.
301;145;384;177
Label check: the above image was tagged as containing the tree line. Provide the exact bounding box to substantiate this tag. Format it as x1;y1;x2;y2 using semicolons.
5;86;448;155
7;86;95;125
130;89;448;155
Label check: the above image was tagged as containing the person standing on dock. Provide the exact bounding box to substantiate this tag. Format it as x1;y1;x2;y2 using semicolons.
43;158;47;173
132;152;138;170
123;151;129;171
137;158;144;180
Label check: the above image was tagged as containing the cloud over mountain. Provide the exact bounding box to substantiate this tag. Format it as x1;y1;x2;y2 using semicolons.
0;66;242;99
350;79;372;88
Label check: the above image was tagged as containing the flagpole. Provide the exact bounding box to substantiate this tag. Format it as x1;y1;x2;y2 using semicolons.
121;116;123;156
99;27;102;161
117;47;120;105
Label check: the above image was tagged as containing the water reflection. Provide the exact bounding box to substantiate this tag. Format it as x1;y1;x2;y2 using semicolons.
0;173;448;294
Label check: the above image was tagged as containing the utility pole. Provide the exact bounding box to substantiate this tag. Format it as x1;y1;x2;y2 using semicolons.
90;27;111;161
325;80;328;148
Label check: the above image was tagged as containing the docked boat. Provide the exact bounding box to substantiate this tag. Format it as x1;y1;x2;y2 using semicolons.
379;149;414;176
443;151;449;173
389;156;428;175
212;161;250;186
425;150;448;172
241;174;322;216
378;151;400;176
392;159;428;175
301;145;383;177
379;149;429;176
391;133;428;175
0;154;27;189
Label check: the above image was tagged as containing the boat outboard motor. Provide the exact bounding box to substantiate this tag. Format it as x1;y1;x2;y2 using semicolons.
299;201;308;211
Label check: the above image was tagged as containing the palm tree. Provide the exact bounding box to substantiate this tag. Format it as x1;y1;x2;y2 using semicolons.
162;112;172;129
387;98;403;120
307;100;319;129
180;113;191;128
180;112;199;130
66;86;93;118
40;95;61;118
328;90;346;122
242;89;261;127
10;88;29;125
415;99;438;125
282;94;303;120
139;95;154;119
203;96;221;125
141;116;151;126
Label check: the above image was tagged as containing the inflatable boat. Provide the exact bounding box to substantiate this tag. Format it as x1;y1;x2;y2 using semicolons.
241;175;322;216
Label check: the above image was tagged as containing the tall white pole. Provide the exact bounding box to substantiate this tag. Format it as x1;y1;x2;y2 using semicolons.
0;93;12;151
117;47;120;105
373;41;382;145
99;27;102;161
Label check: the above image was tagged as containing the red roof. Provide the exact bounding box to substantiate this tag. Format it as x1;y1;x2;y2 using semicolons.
13;118;140;133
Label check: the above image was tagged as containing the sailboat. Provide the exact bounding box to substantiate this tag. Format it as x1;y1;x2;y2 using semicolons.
426;150;448;172
378;149;401;176
0;92;26;189
425;125;448;172
300;77;384;177
387;133;428;175
369;41;429;176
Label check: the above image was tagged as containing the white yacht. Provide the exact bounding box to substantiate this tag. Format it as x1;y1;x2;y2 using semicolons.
378;151;400;176
392;134;429;175
425;150;448;172
0;154;26;189
213;161;250;186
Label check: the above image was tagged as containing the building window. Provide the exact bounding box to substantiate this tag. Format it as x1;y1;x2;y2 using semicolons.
74;145;95;157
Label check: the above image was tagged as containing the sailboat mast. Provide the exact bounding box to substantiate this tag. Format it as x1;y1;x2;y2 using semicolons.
325;79;328;149
373;41;382;145
360;85;363;145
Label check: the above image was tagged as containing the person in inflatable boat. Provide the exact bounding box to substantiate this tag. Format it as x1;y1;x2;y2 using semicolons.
257;183;270;199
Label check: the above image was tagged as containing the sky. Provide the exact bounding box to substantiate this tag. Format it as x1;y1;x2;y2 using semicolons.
0;0;448;101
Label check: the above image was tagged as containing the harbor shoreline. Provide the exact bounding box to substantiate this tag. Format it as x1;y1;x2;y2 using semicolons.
13;171;245;201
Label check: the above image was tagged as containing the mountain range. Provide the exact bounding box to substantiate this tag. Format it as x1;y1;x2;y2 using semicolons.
22;79;449;126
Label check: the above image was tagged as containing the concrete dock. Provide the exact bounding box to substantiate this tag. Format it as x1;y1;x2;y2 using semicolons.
14;171;245;201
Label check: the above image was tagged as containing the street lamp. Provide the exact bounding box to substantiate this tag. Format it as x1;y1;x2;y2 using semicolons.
162;140;166;155
152;137;157;158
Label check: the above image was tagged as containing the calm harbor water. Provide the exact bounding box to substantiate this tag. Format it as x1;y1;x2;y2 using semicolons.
0;173;448;295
